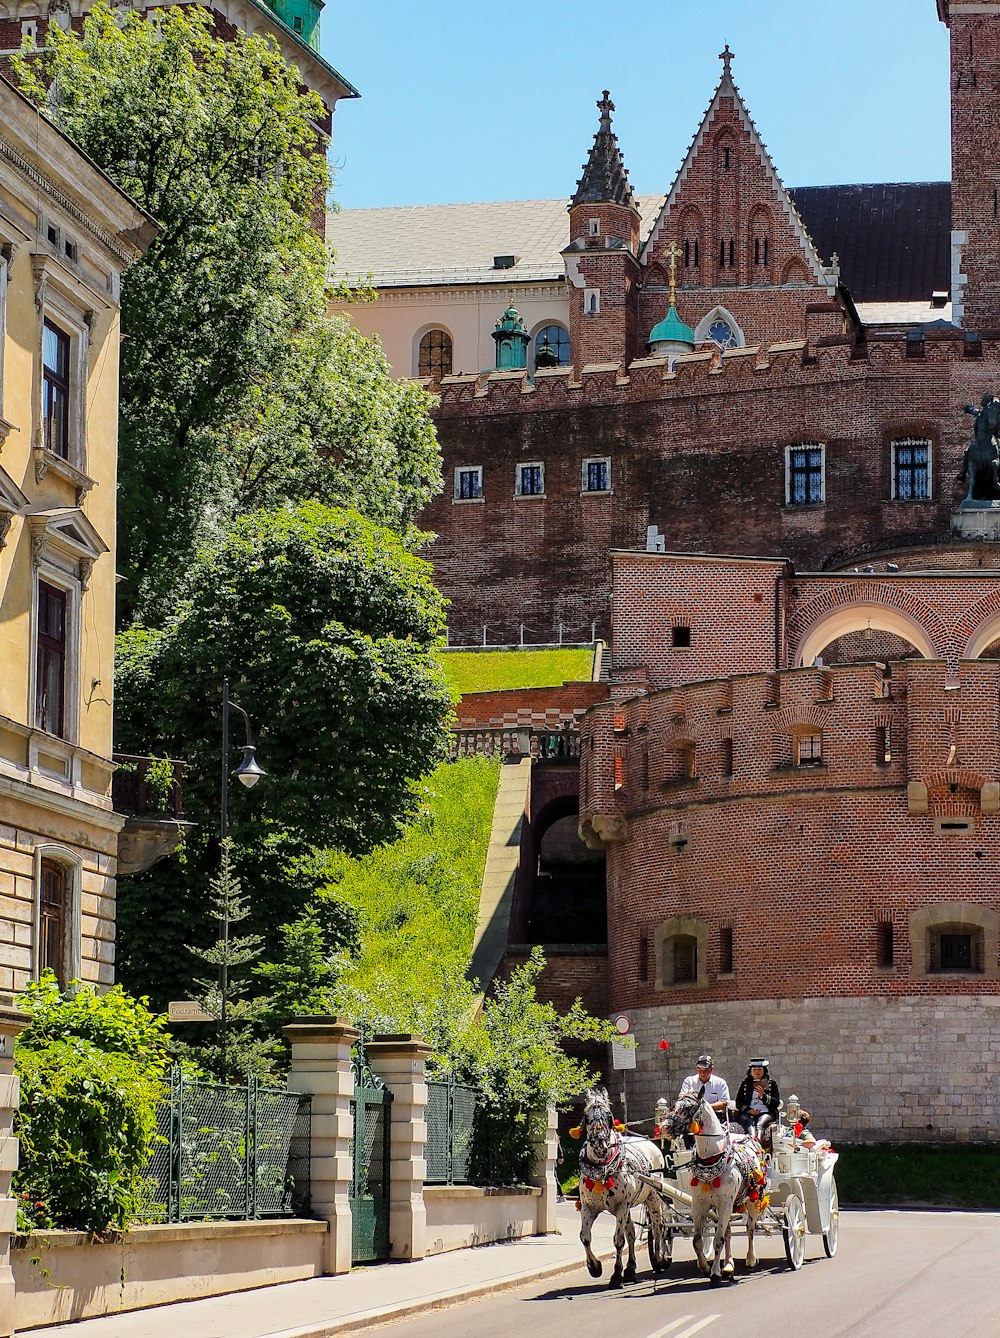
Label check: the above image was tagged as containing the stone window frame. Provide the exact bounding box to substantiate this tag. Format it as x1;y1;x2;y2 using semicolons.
581;456;611;495
654;916;709;990
453;464;484;504
693;305;745;350
908;902;999;981
514;461;545;499
891;437;932;502
32;844;83;986
32;261;95;497
584;288;600;316
784;442;826;507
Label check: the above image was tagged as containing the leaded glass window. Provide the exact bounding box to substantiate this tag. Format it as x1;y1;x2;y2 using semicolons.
787;445;824;505
534;325;570;368
418;329;453;379
893;438;930;500
707;318;739;349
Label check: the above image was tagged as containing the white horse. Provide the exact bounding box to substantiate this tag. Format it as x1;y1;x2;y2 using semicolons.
574;1086;670;1288
663;1093;769;1285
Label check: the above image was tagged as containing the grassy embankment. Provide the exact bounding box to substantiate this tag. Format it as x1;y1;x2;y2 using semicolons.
834;1144;1000;1208
438;647;595;697
327;756;501;1039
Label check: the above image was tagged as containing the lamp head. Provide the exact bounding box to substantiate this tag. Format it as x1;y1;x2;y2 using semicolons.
233;744;266;789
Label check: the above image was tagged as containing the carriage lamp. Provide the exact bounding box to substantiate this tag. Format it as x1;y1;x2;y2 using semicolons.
655;1096;669;1138
785;1094;801;1126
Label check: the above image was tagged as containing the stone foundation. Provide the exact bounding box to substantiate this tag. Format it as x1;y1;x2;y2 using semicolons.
624;995;1000;1143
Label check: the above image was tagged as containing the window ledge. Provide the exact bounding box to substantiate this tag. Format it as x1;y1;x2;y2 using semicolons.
782;503;825;511
0;415;15;446
33;447;94;499
452;496;485;505
513;493;547;500
581;489;612;497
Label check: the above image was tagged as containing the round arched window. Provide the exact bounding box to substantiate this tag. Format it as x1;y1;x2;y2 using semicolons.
418;329;453;379
533;325;570;368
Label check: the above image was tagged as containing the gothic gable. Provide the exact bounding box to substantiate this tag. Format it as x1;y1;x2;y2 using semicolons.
643;49;834;296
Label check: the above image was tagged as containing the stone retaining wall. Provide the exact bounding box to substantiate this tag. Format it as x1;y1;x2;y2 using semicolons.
624;995;1000;1143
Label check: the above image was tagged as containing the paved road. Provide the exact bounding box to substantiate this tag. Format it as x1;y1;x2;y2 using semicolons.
370;1210;1000;1338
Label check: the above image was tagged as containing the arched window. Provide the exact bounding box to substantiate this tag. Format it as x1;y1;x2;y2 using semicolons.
707;317;739;349
418;329;453;380
533;324;570;368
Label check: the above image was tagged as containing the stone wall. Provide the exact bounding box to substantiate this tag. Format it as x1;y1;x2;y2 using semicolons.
625;995;1000;1144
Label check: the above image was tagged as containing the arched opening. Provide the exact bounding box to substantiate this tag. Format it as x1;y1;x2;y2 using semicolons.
525;796;606;944
416;327;453;380
531;323;570;370
693;306;745;350
795;604;936;668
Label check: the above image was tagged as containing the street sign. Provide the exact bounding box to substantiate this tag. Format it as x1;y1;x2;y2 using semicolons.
612;1014;631;1035
168;1000;213;1022
611;1036;636;1070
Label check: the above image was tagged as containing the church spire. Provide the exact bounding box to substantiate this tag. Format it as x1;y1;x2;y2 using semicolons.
571;90;637;208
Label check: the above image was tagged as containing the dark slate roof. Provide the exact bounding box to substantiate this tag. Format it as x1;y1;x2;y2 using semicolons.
572;90;637;209
788;182;951;303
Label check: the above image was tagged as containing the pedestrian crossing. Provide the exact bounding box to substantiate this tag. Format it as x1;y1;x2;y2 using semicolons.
644;1317;721;1338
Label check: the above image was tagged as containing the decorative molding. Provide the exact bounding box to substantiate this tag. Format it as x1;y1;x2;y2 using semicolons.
83;309;97;346
31;447;96;500
31;254;47;312
0;133;139;266
78;558;93;592
0;514;11;551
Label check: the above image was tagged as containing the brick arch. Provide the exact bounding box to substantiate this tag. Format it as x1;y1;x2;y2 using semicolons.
768;704;830;731
957;587;1000;659
782;257;811;285
645;263;668;288
790;585;947;666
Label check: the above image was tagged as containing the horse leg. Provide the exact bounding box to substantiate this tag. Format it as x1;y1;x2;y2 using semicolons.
708;1208;730;1286
691;1207;710;1275
580;1203;603;1279
720;1211;735;1278
609;1209;626;1288
745;1207;758;1270
622;1206;638;1284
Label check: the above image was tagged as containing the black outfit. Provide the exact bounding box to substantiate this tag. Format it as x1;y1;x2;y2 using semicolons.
735;1073;780;1140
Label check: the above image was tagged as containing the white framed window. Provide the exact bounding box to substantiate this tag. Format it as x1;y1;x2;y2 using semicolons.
33;264;94;490
785;443;825;506
582;456;611;493
584;288;600;315
453;464;483;502
33;846;82;987
515;462;545;497
588;218;601;237
892;438;932;501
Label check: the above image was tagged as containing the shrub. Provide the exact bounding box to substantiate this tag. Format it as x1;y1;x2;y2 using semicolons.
14;977;171;1233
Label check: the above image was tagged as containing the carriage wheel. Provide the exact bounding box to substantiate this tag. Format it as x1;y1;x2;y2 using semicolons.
822;1178;840;1258
782;1193;806;1270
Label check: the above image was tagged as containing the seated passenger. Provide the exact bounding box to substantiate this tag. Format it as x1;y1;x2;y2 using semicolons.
736;1059;780;1145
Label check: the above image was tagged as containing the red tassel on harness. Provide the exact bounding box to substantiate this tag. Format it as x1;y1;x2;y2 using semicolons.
713;1176;722;1188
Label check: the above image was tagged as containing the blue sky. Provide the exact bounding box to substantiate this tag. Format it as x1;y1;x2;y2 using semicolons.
321;1;951;210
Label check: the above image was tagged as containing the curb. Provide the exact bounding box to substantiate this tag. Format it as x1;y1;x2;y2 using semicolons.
261;1243;618;1338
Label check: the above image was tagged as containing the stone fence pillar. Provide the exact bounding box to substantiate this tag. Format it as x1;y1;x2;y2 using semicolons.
366;1035;431;1262
528;1104;558;1235
283;1017;359;1276
0;1000;24;1338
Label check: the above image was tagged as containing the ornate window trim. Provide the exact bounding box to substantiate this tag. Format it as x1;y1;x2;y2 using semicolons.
582;456;611;494
891;437;932;502
33;844;83;986
31;258;95;489
784;442;826;506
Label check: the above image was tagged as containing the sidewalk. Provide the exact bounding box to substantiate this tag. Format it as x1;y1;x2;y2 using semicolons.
24;1204;617;1338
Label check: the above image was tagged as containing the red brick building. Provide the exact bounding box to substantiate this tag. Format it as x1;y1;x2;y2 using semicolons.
411;1;1000;650
578;551;1000;1140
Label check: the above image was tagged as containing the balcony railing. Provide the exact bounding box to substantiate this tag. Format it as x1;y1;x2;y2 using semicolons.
112;754;187;819
450;728;580;762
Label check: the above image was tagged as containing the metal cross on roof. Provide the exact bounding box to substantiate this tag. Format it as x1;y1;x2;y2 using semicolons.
663;239;682;309
719;44;734;78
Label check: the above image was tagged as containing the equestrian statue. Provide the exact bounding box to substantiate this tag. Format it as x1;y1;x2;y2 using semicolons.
958;393;1000;502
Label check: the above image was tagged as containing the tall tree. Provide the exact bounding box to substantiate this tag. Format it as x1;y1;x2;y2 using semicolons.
16;5;440;618
114;502;453;1005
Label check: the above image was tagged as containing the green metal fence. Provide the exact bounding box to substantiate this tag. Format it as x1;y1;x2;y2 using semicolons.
350;1049;392;1263
424;1076;478;1184
142;1065;311;1222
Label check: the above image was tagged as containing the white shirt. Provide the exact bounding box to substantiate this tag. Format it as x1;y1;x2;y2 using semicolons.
677;1072;731;1108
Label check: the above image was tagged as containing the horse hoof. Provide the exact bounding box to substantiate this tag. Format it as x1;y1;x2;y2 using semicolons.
710;1274;724;1288
722;1263;735;1276
623;1266;637;1285
608;1273;623;1290
587;1260;603;1278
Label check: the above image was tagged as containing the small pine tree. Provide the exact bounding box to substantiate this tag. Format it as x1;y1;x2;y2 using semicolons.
185;840;276;1080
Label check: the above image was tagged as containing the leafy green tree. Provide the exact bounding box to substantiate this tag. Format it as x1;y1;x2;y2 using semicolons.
15;5;441;618
114;503;452;1006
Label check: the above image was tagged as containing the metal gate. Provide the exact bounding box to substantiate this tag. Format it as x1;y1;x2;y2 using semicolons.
350;1049;392;1262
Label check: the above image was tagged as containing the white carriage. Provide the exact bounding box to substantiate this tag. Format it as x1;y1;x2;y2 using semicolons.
639;1093;840;1272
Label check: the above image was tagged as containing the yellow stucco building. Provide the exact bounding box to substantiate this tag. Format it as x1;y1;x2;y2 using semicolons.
0;76;155;991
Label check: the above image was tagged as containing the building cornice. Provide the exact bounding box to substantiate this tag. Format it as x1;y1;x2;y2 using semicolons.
0;772;124;833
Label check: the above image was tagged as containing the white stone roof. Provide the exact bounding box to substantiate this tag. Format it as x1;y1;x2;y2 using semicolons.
327;194;665;288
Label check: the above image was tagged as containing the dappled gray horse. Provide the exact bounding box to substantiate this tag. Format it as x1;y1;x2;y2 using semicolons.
574;1085;670;1288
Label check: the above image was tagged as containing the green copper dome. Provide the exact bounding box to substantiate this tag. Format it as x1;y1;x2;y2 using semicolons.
648;304;695;349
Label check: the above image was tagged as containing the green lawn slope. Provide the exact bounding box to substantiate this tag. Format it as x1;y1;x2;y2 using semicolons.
438;647;595;696
327;756;501;1044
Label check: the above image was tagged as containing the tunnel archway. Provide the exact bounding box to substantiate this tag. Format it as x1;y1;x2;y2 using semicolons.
525;795;607;944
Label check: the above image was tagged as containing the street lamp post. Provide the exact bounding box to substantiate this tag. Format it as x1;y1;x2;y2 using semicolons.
219;676;266;1078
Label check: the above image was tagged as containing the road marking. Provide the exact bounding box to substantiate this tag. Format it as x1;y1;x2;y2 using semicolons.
644;1318;720;1338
